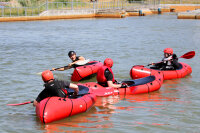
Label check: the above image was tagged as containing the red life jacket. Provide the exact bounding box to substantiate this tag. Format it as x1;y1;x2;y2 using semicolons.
96;66;115;86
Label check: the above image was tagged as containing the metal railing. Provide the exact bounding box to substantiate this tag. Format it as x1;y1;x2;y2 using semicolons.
0;0;200;17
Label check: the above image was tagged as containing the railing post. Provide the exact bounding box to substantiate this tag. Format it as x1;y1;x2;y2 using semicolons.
25;7;27;16
32;7;33;16
122;0;124;9
117;0;119;9
71;0;73;10
1;7;4;17
9;7;11;17
46;0;48;11
93;1;95;10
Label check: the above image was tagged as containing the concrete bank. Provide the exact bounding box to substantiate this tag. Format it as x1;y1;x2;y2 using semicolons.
0;9;127;22
0;14;96;22
0;5;200;22
169;4;200;12
177;9;200;19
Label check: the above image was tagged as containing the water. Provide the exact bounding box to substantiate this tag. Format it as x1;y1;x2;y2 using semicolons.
0;13;200;132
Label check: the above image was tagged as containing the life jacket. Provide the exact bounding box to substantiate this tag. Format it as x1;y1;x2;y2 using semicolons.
96;66;115;87
162;55;174;69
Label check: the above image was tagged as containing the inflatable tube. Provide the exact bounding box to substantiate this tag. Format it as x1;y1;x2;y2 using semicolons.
71;61;103;82
36;93;96;123
81;70;163;96
35;85;96;123
130;62;192;80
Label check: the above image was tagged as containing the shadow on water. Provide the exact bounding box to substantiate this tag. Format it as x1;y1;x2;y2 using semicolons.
37;90;181;132
32;75;196;132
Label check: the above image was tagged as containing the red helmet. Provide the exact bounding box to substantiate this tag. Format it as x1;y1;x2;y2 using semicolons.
104;58;113;68
41;70;54;82
164;48;173;55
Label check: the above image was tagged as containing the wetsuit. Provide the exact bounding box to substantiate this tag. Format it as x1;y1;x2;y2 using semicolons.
36;79;70;102
71;56;81;68
153;54;179;70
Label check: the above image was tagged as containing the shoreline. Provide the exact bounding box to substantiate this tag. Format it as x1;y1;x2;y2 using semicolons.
0;5;200;22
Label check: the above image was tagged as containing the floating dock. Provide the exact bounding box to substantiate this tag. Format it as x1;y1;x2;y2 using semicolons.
177;9;200;19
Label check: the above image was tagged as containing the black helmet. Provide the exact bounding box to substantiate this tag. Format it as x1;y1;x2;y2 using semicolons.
68;51;76;57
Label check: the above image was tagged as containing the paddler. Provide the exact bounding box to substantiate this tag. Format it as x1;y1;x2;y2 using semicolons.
96;58;127;88
150;48;179;70
52;51;86;71
33;70;79;106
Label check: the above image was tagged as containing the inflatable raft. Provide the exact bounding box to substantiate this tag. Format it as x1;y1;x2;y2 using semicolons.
130;62;192;80
71;61;103;82
81;70;163;96
35;86;96;123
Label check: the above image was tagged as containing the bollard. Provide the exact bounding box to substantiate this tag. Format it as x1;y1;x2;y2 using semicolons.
139;10;143;16
158;8;161;14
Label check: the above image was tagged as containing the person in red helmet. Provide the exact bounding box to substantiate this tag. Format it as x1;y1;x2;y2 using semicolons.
151;48;179;70
52;51;86;71
33;70;79;106
96;58;127;88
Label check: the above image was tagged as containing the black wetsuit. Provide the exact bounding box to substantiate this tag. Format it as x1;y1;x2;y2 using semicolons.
71;56;80;68
36;79;70;102
98;68;113;87
104;68;113;81
153;54;179;70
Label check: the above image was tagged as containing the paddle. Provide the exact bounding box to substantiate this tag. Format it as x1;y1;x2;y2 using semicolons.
7;101;34;106
36;59;90;75
146;51;195;66
7;93;90;106
36;66;67;75
179;51;195;59
7;85;90;106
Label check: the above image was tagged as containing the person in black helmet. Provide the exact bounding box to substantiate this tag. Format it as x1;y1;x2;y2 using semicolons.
52;51;85;71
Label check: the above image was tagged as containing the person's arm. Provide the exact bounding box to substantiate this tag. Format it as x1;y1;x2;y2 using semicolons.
105;69;127;88
68;56;85;67
107;81;122;88
60;80;79;95
154;62;163;67
69;83;79;95
33;89;48;106
52;65;72;71
33;100;38;106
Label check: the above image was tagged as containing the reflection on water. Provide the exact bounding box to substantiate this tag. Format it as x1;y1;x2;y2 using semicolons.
1;14;200;132
41;90;181;132
41;96;119;132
